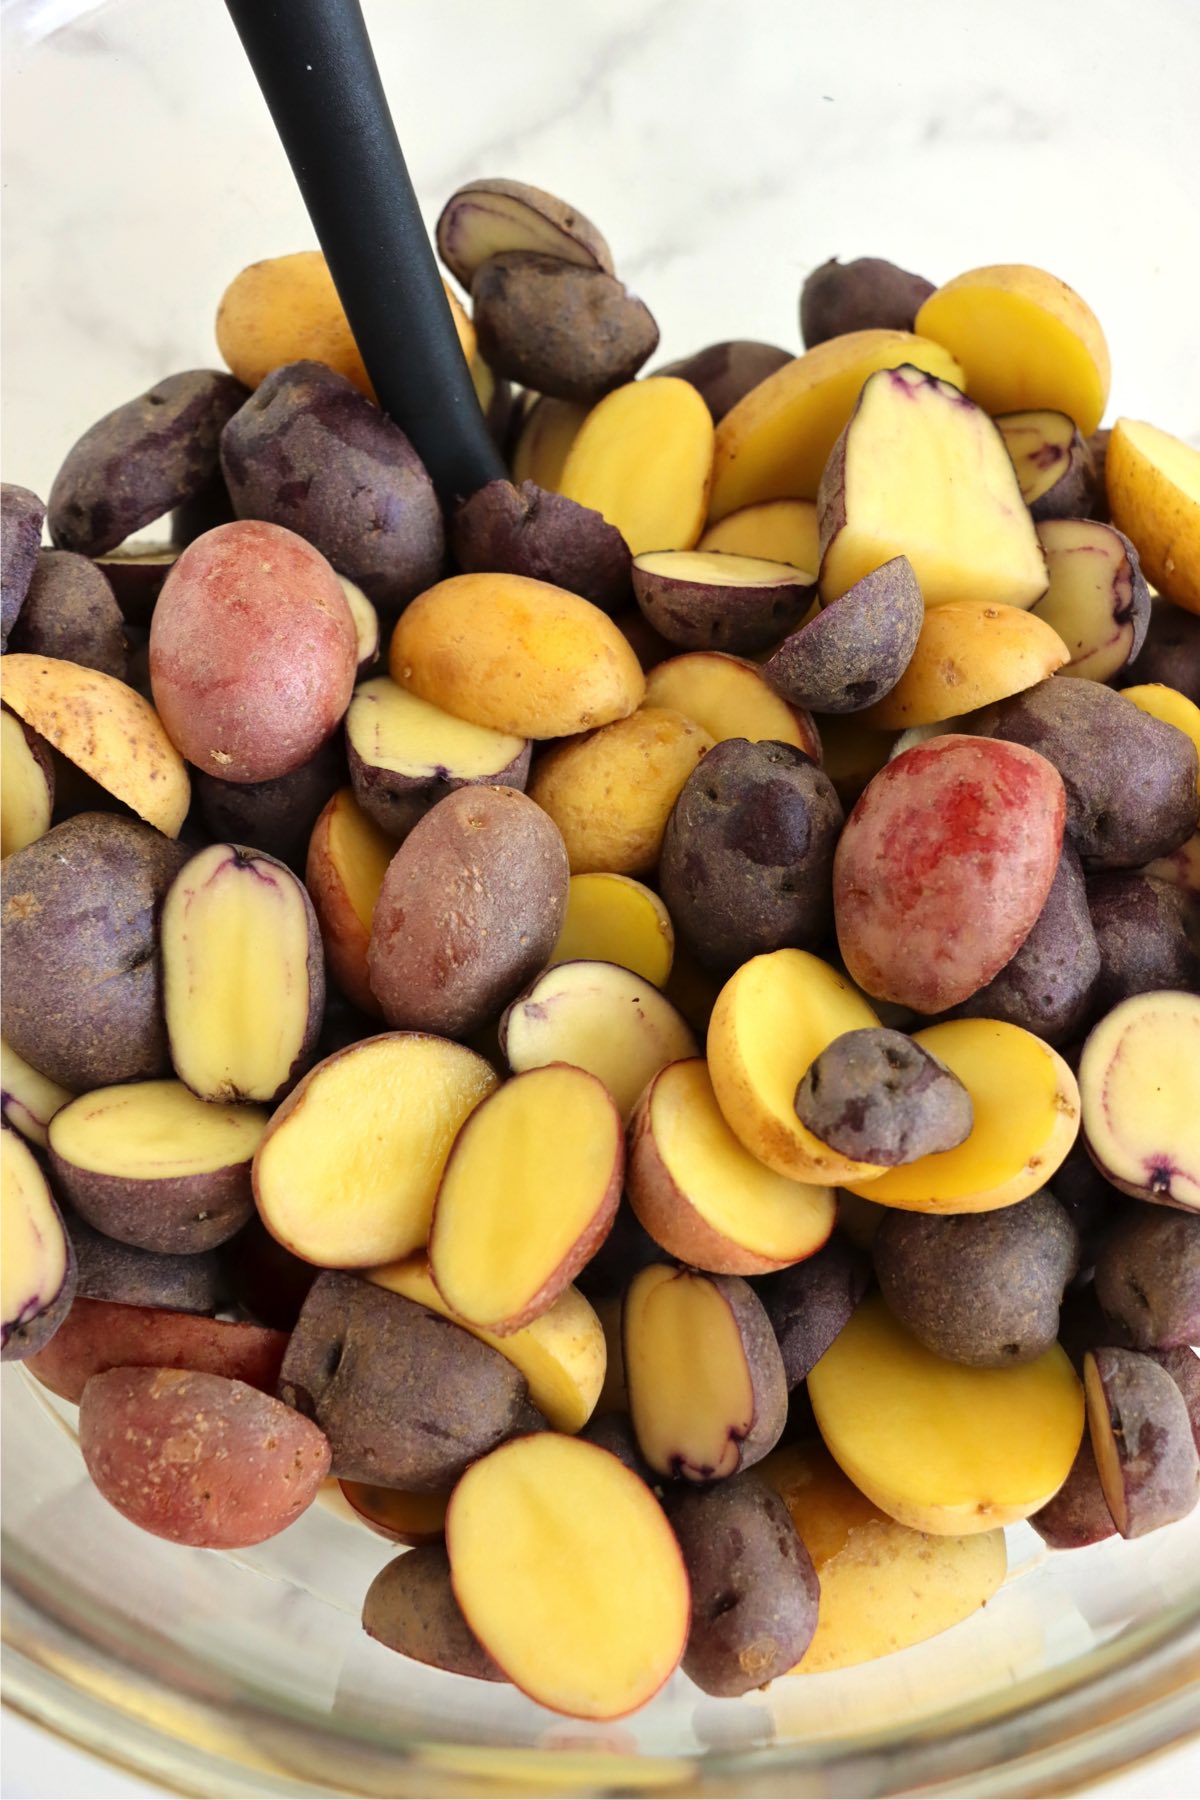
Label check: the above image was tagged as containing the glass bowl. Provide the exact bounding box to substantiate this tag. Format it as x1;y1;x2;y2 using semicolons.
3;1;1199;1793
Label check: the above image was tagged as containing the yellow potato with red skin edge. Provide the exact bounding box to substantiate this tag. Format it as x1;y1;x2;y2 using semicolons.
305;789;394;1017
1105;420;1200;615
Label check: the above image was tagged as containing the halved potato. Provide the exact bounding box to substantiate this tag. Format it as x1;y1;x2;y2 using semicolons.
340;1481;449;1546
632;551;814;655
1;1039;73;1149
0;709;53;858
698;499;821;572
1030;520;1151;683
510;396;588;492
559;378;714;554
859;601;1069;729
305;788;394;1016
1105;419;1200;614
995;410;1097;521
549;873;674;987
436;178;613;289
644;651;820;755
2;1125;76;1361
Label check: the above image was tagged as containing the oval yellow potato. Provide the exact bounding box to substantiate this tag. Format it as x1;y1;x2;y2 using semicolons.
549;873;674;987
511;396;589;492
389;573;645;739
644;652;820;754
842;1019;1080;1212
860;602;1069;729
708;330;965;520
916;265;1110;436
1120;682;1200;797
707;950;887;1186
0;654;190;837
559;378;714;555
528;707;712;875
1105;420;1200;614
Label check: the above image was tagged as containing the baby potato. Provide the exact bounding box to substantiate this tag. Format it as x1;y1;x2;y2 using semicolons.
1;484;44;647
26;1298;287;1405
363;1545;504;1681
794;1028;973;1166
451;480;632;617
67;1215;223;1315
659;340;793;423
2;1126;76;1362
859;601;1068;730
0;710;54;860
436;177;614;290
1093;1210;1200;1351
800;256;935;349
764;557;922;715
9;551;127;679
193;735;345;871
472;253;658;404
1088;870;1199;1011
1105;419;1200;614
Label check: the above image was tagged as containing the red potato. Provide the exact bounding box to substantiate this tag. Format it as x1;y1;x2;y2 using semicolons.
79;1367;331;1547
834;734;1066;1012
149;520;357;782
25;1298;287;1404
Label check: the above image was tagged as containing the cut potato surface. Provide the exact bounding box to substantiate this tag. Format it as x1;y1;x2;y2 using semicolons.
809;1296;1084;1534
1;1038;73;1149
430;1065;623;1333
368;1251;605;1434
709;330;964;518
0;653;189;836
860;601;1068;729
347;677;529;783
1079;991;1200;1210
628;1059;836;1275
1031;520;1151;684
644;652;819;754
339;1481;449;1545
510;396;588;492
698;499;821;573
842;1020;1079;1212
1106;419;1200;614
436;178;613;290
819;366;1048;610
996;410;1095;518
253;1034;498;1266
305;789;393;1016
501;961;697;1121
338;575;381;673
559;378;714;555
760;1442;1007;1673
632;551;814;655
2;1125;73;1361
915;264;1110;435
49;1080;267;1177
707;950;887;1185
549;874;674;987
162;844;322;1105
0;710;52;858
447;1434;689;1719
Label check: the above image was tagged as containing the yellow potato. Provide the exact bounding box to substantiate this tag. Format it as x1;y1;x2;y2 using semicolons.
1105;420;1200;614
759;1442;1007;1673
860;602;1069;729
644;652;820;754
708;330;964;520
559;378;714;554
549;873;674;986
0;710;52;858
388;573;645;739
528;707;712;875
697;499;821;574
916;264;1110;435
510;396;589;492
0;654;189;837
841;1019;1080;1212
1120;683;1200;797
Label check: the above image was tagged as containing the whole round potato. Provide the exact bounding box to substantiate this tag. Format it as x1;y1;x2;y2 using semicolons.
1;484;44;648
800;256;935;348
873;1192;1080;1367
219;361;445;615
1094;1210;1200;1351
9;551;127;679
659;737;843;969
471;253;658;404
1087;871;1200;1011
192;735;346;869
149;520;357;782
1;813;190;1091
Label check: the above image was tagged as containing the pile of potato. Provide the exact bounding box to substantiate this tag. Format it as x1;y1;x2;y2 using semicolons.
2;173;1199;1721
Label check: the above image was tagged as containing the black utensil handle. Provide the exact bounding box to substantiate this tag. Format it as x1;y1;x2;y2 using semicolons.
224;0;504;500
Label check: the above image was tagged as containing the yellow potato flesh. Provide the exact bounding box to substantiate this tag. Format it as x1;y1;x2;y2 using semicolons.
996;411;1078;509
1079;992;1200;1210
0;1040;74;1149
163;846;315;1103
559;378;714;555
0;654;189;837
253;1035;498;1266
645;1059;836;1260
389;573;645;739
706;950;886;1184
368;1252;605;1433
429;1065;621;1331
820;368;1049;609
759;1443;1006;1672
0;710;51;858
843;1020;1080;1211
1120;684;1200;797
2;1128;66;1332
1106;419;1200;614
699;500;821;573
49;1081;266;1177
624;1264;753;1481
809;1297;1084;1533
347;676;527;779
636;549;812;590
503;961;697;1122
447;1435;689;1720
644;653;815;750
324;790;394;932
1031;520;1142;683
709;331;964;520
511;397;589;492
915;265;1110;435
549;874;674;986
337;577;380;668
860;602;1068;729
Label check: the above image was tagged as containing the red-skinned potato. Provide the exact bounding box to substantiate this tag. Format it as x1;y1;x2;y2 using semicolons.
80;1366;331;1547
25;1298;287;1404
9;551;128;679
800;257;935;348
996;411;1099;522
305;789;393;1016
451;480;632;616
764;557;923;714
149;520;357;782
2;1126;76;1362
1079;990;1200;1210
834;734;1066;1012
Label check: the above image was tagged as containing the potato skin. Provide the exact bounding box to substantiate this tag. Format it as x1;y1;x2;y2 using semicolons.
8;551;128;679
68;1213;224;1314
1150;1348;1200;1453
579;1411;658;1484
278;1272;543;1489
764;557;923;714
1029;1437;1116;1549
149;519;357;782
667;1473;819;1695
800;257;936;348
1125;603;1200;705
363;1545;505;1680
658;738;843;969
1087;1347;1200;1537
368;786;569;1036
26;1297;287;1404
1093;1210;1200;1351
657;341;793;423
0;813;189;1091
193;735;346;870
756;1235;871;1388
451;480;631;616
794;1028;973;1165
1086;872;1199;1012
47;371;248;557
220;361;445;615
1;484;45;647
472;253;658;404
80;1366;330;1547
948;842;1101;1045
873;1192;1080;1367
977;679;1199;869
49;1149;255;1256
